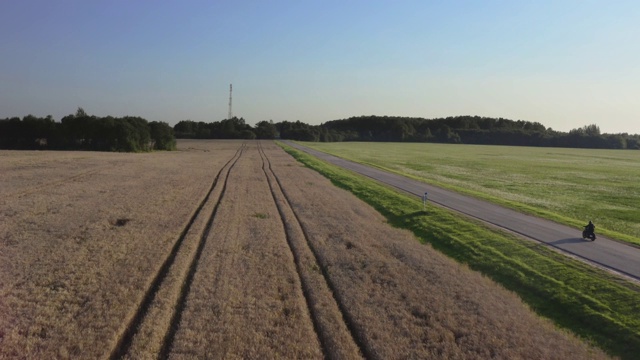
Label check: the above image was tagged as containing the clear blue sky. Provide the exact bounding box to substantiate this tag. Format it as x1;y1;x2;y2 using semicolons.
1;0;639;133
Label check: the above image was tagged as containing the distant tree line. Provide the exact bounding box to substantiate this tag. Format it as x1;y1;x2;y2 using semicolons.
5;110;634;150
319;116;639;149
173;115;639;150
0;108;176;151
175;118;252;139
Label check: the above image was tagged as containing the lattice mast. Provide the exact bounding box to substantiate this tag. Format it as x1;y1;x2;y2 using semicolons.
228;84;233;120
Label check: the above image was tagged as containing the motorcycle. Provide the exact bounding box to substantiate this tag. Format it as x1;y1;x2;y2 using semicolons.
582;227;596;241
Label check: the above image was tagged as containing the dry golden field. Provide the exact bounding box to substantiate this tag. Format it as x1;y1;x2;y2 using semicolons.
0;140;609;359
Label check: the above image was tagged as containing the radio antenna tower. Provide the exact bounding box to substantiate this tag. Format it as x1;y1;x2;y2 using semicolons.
227;84;233;119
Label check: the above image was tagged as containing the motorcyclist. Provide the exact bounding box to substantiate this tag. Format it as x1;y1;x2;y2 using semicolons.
584;220;595;235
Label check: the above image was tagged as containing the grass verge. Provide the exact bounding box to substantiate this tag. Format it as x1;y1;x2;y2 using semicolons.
280;142;640;360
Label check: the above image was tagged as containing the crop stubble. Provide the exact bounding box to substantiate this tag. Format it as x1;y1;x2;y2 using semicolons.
257;142;363;359
0;140;608;359
0;142;238;358
114;143;247;359
167;143;323;358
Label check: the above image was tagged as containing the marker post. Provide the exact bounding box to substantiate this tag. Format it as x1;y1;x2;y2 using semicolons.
422;192;428;211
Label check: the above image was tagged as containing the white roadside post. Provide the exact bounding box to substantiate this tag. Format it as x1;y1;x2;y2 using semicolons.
422;192;428;211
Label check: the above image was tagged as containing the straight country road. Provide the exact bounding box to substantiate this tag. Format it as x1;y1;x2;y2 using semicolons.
285;141;640;282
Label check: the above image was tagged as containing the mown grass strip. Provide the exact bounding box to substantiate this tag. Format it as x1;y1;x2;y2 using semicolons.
280;143;640;360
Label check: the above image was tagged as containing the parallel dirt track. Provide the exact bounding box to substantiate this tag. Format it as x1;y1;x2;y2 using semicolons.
0;140;609;359
112;143;247;359
257;142;363;359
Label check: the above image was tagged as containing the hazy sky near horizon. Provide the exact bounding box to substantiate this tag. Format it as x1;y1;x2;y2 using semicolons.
1;1;639;134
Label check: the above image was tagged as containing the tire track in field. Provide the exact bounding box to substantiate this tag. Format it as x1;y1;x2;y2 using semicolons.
257;141;366;360
108;143;247;360
156;142;246;359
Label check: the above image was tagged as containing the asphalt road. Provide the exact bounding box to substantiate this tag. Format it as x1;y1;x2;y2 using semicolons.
285;141;640;282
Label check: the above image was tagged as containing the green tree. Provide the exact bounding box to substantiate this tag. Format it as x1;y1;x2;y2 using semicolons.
254;120;277;139
584;124;601;136
174;120;196;138
149;121;176;150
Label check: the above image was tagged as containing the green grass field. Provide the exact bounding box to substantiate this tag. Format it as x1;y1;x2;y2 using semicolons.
298;142;640;245
280;143;640;359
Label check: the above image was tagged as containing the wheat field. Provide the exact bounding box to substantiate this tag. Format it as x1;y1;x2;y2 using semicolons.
0;140;608;359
